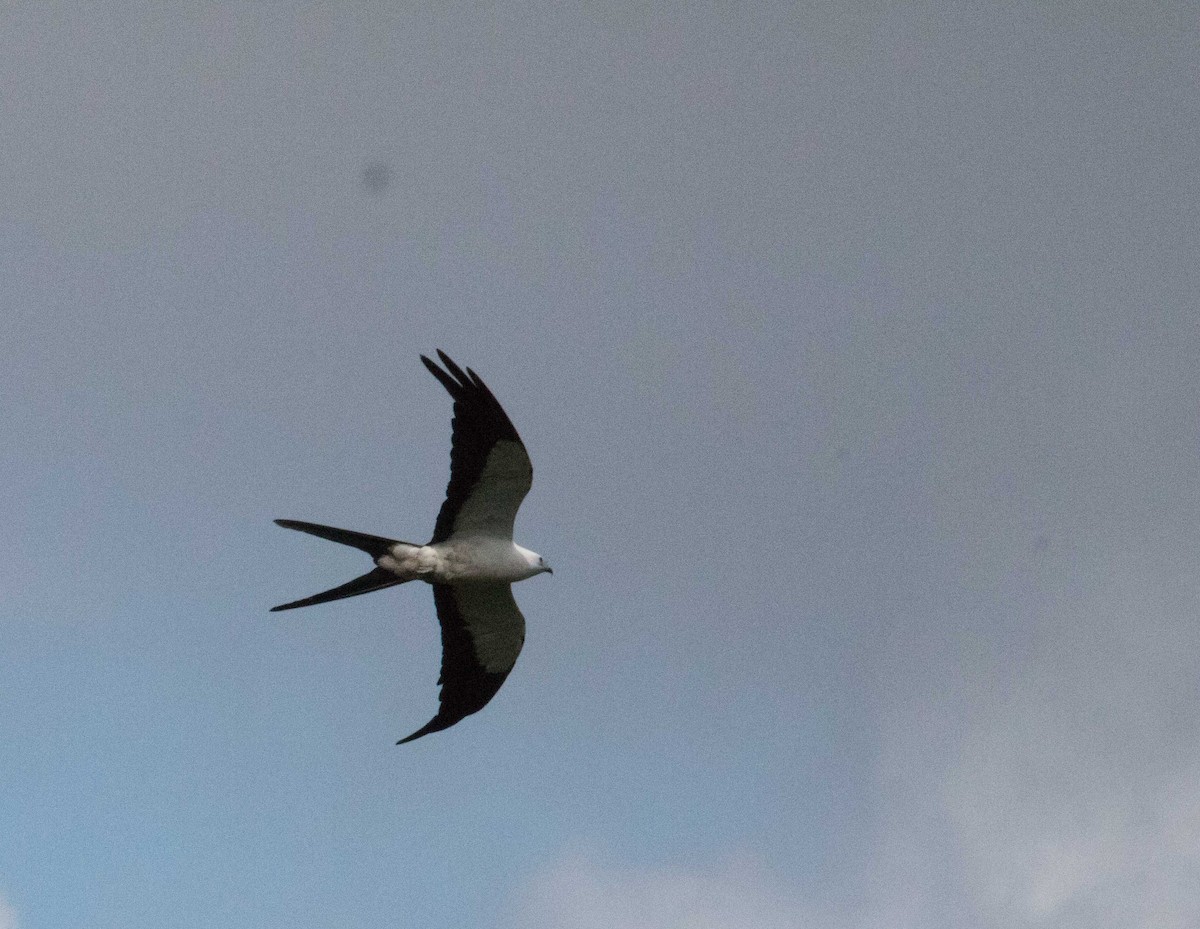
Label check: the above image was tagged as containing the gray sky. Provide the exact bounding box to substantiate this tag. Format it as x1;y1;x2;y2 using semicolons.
1;3;1198;928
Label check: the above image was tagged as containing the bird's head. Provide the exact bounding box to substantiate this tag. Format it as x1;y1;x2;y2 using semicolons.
516;545;553;576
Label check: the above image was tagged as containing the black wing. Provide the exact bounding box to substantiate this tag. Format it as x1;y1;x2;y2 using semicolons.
397;583;526;744
421;351;533;544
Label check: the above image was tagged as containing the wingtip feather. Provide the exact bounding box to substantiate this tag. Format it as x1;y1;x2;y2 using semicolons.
465;366;488;392
396;711;458;745
437;351;471;387
396;723;435;745
423;352;464;397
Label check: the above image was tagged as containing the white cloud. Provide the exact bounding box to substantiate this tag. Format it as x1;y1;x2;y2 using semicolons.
518;538;1200;929
877;537;1200;929
934;730;1200;929
0;893;16;929
515;854;816;929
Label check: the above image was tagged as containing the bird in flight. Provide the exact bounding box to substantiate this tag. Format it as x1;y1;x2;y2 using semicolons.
272;351;552;744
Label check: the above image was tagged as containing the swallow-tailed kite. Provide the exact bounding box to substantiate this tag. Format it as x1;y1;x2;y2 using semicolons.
272;351;552;744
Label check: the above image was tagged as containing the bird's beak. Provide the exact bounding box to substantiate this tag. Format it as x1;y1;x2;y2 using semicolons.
545;566;554;575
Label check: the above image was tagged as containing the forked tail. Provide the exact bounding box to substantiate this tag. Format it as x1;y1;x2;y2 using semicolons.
271;519;416;612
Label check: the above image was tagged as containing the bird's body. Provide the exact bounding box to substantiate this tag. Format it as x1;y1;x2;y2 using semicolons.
272;351;551;744
376;540;547;586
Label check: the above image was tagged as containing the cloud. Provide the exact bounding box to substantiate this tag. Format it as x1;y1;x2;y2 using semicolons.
518;536;1200;929
867;536;1200;929
0;893;16;929
948;761;1200;928
515;854;816;929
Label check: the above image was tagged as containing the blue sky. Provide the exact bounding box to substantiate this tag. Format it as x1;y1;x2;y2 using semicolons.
1;3;1198;927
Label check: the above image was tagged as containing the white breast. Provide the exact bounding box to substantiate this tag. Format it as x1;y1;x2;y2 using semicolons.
428;538;540;584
